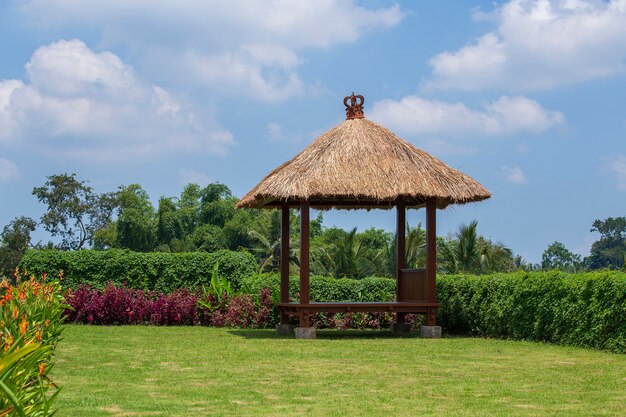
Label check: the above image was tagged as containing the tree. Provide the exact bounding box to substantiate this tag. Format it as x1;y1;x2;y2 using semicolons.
541;241;581;271
32;173;118;250
178;183;202;236
454;220;480;273
384;223;424;276
0;216;37;277
477;237;515;273
156;197;183;247
437;220;516;274
586;217;626;269
116;184;155;251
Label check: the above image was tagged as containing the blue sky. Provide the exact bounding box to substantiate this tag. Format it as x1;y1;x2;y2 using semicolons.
1;0;625;263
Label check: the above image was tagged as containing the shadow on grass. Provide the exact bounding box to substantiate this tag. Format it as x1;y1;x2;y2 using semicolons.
227;329;421;339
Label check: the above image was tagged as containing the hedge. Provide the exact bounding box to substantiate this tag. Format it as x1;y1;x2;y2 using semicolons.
19;249;257;292
244;271;626;353
244;273;396;302
438;271;626;353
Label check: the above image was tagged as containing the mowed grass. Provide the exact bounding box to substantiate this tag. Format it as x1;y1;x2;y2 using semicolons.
53;325;626;417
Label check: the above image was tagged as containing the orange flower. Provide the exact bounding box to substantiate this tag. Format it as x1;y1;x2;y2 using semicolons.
3;333;13;353
35;326;43;342
4;287;12;302
12;306;19;320
19;316;28;336
39;362;46;377
44;319;50;328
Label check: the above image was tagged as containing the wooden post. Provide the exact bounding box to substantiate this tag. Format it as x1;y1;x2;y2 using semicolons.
396;201;406;324
280;203;290;324
426;198;437;326
299;200;310;327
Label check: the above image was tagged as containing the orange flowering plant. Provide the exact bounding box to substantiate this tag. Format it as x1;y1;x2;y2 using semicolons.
0;269;68;417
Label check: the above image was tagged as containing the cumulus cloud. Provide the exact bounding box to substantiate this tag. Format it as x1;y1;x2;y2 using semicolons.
0;158;19;181
0;39;234;160
20;1;404;101
608;154;626;190
501;165;527;184
426;0;626;91
369;95;564;136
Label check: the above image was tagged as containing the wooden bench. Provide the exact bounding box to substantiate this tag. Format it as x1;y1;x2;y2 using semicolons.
279;301;440;314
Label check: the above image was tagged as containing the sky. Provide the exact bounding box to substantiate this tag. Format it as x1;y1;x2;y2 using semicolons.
0;0;625;263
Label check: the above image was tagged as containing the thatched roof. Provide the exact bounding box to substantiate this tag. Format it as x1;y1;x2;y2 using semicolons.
238;95;491;210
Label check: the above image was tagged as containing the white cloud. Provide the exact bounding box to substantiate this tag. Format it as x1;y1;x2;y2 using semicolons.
501;165;527;184
20;1;404;101
0;158;18;182
267;122;284;142
178;169;211;186
608;154;626;190
369;95;564;136
426;0;626;91
0;39;234;160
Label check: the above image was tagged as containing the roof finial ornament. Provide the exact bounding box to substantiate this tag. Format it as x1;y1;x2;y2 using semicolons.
344;92;365;120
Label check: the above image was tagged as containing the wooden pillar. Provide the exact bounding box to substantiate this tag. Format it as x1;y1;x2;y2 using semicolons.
426;198;437;325
396;201;406;276
396;201;406;323
299;200;310;327
279;203;290;324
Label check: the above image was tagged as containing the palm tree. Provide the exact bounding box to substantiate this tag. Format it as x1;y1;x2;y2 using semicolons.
384;222;427;276
478;239;513;273
455;220;479;273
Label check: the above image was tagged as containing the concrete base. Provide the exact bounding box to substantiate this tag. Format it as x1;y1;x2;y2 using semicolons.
276;324;294;336
391;322;412;336
420;326;442;338
294;327;316;339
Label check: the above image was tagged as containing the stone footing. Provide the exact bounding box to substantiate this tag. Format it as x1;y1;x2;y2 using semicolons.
294;327;316;339
390;322;412;336
276;324;294;336
420;325;442;338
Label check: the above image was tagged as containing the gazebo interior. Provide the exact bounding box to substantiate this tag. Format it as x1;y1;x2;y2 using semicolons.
237;94;490;338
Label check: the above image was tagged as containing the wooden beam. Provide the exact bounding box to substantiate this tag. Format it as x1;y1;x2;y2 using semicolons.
299;201;310;305
280;204;290;305
426;198;437;305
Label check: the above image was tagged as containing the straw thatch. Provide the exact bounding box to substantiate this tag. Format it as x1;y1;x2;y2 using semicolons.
237;117;490;210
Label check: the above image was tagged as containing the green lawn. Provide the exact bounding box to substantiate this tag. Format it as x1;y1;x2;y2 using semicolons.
53;325;626;417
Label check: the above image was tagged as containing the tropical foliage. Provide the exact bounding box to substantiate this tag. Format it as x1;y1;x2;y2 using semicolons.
1;173;624;278
0;272;67;416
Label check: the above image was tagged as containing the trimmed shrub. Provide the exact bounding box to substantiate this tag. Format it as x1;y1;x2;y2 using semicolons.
437;271;626;353
65;284;277;328
19;249;257;291
244;272;626;352
243;273;396;302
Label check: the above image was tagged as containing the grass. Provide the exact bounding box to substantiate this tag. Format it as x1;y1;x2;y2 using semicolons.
53;325;626;417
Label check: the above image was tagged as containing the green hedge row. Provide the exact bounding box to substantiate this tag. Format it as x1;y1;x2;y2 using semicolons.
19;249;257;292
438;271;626;353
244;273;396;302
244;271;626;353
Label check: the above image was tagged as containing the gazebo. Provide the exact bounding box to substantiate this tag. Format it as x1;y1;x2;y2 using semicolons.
237;94;490;339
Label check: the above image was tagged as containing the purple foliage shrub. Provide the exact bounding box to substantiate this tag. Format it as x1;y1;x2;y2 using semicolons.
66;284;420;330
65;284;199;325
65;284;277;328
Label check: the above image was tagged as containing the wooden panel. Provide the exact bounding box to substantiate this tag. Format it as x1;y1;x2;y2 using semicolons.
397;268;426;301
